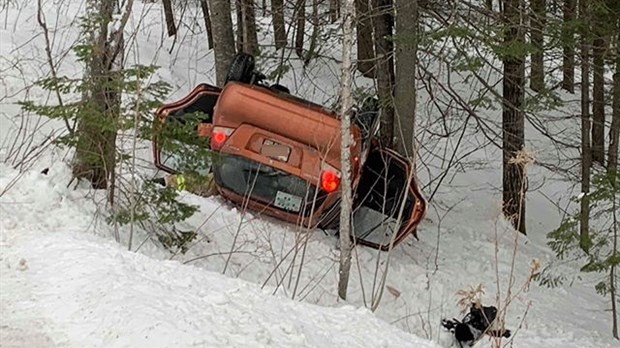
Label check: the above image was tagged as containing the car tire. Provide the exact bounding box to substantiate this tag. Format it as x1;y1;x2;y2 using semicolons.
225;53;255;84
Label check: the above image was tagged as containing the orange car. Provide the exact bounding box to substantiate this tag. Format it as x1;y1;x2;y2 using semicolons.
153;54;426;250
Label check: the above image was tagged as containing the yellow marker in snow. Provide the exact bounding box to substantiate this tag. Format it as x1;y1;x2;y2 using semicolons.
176;175;186;191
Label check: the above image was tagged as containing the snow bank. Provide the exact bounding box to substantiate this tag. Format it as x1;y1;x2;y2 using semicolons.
0;164;439;348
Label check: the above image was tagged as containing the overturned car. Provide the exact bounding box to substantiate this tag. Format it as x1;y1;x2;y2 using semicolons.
153;54;427;250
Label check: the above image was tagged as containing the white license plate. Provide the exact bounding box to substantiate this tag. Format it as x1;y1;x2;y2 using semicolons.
274;191;302;212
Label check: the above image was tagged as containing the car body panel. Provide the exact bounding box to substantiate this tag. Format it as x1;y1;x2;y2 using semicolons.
213;82;363;171
153;83;221;174
352;147;427;250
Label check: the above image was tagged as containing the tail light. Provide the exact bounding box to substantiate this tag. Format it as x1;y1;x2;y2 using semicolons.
320;163;341;193
211;126;234;150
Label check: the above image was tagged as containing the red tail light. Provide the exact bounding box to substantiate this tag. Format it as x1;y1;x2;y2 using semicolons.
321;170;341;193
211;127;234;150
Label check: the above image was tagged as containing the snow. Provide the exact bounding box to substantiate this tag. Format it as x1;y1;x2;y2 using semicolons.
1;1;619;348
0;165;437;348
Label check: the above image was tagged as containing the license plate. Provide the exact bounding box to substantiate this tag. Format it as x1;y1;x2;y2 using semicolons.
274;191;302;212
261;140;291;162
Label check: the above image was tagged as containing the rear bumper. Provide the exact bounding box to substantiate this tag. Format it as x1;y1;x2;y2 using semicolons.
216;186;330;229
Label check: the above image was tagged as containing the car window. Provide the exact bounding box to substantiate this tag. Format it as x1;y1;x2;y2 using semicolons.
212;154;329;216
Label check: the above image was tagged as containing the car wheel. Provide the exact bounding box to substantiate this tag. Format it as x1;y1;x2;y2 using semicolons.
225;53;255;84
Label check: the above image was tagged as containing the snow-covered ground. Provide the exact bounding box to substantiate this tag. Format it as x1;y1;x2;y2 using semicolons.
1;1;618;348
0;164;440;348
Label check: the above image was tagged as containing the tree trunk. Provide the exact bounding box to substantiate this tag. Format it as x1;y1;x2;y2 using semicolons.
393;0;417;158
73;0;129;192
272;0;287;49
591;32;607;165
294;0;306;58
502;0;526;234
209;0;236;86
530;0;545;92
162;0;177;37
330;0;340;23
200;0;214;49
609;55;619;172
303;0;319;66
611;183;619;340
241;0;259;54
372;0;395;148
356;0;375;77
235;0;243;52
579;0;591;252
562;0;576;93
338;0;355;301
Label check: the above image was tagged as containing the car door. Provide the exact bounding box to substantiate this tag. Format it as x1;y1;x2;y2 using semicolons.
153;83;221;174
352;147;427;250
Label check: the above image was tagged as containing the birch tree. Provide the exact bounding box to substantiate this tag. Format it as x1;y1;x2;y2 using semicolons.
337;0;355;301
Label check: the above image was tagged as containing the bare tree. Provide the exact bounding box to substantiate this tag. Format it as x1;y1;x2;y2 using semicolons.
502;0;526;234
235;0;244;52
162;0;177;36
562;0;576;92
393;0;417;158
303;0;319;66
530;0;545;92
579;0;591;252
272;0;287;49
486;0;493;11
356;0;375;76
338;0;355;301
241;0;259;54
330;0;341;23
372;0;395;148
591;0;609;166
294;0;306;57
209;0;236;86
200;0;214;49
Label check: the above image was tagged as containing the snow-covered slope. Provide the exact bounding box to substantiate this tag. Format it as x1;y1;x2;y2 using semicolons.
0;166;440;348
1;1;618;348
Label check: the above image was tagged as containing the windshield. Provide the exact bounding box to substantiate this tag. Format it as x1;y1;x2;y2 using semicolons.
212;155;328;216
